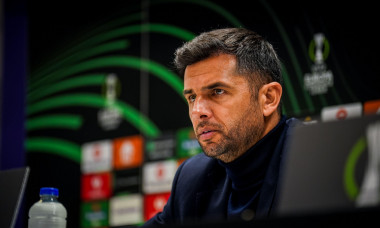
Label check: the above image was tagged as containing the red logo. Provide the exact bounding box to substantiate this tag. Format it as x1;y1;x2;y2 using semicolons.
336;108;348;120
144;193;170;221
156;164;165;179
93;145;102;161
81;172;112;201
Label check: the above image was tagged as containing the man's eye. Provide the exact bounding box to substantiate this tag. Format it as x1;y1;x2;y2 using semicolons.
214;89;225;95
188;95;196;102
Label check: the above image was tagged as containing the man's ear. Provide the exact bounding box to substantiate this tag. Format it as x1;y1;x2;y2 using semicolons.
258;82;282;117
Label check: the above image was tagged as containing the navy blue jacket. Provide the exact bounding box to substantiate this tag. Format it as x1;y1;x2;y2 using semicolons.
143;116;299;227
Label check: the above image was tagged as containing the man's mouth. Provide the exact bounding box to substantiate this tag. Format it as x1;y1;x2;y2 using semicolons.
196;122;222;141
198;129;217;140
197;127;214;136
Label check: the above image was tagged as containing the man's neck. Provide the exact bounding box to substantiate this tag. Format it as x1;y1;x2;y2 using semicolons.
262;112;281;138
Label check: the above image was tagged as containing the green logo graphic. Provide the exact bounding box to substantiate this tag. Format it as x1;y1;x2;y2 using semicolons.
343;136;367;201
308;34;330;63
176;127;202;158
81;200;109;228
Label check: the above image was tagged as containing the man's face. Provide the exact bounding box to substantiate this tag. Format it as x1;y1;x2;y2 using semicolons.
183;54;265;163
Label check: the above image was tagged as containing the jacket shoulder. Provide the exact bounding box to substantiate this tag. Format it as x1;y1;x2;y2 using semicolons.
176;153;220;183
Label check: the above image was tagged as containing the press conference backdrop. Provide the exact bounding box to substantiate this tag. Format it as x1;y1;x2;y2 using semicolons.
25;0;380;227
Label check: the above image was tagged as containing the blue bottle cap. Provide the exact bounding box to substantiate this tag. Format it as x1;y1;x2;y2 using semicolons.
40;187;59;197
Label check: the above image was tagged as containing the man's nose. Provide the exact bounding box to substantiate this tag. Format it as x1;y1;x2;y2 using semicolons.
191;97;212;120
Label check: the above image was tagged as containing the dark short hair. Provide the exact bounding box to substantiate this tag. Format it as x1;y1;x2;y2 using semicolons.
174;27;283;93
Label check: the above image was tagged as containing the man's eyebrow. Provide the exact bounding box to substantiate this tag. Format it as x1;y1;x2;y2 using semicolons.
204;82;232;90
183;82;232;95
183;89;193;96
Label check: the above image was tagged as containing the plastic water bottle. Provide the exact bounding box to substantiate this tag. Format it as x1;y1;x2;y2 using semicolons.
28;187;67;228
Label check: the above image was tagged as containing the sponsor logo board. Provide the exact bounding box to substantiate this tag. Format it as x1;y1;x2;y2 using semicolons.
113;135;144;169
321;102;362;122
113;168;141;194
144;192;171;221
81;200;109;228
109;194;144;226
364;99;380;115
81;140;113;174
145;133;175;161
176;127;202;158
142;160;178;194
81;172;112;201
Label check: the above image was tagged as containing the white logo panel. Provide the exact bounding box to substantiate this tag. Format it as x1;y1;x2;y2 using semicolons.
321;102;362;122
143;160;178;194
81;140;113;174
109;194;143;226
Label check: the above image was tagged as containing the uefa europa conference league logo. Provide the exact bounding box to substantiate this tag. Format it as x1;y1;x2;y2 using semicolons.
98;74;122;130
344;121;380;206
304;33;334;95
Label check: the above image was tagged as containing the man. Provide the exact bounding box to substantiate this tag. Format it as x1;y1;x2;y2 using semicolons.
143;27;299;227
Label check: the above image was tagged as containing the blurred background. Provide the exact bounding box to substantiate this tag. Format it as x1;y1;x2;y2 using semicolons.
1;0;380;227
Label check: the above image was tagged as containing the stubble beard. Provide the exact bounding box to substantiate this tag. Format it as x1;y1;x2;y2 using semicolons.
196;106;265;163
